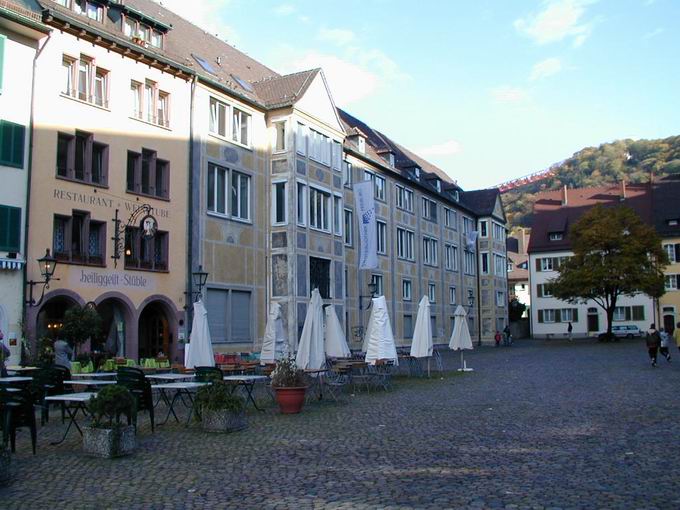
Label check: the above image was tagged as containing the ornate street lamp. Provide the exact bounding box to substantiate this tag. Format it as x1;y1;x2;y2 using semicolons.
26;248;59;307
359;280;377;310
192;265;209;299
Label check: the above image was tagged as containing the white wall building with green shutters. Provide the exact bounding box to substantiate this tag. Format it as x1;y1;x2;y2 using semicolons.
0;8;49;352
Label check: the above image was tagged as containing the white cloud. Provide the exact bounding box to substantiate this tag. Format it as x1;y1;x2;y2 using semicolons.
274;4;296;16
514;0;596;47
318;27;356;47
530;57;562;80
490;86;530;103
152;0;238;43
642;27;664;40
417;140;463;157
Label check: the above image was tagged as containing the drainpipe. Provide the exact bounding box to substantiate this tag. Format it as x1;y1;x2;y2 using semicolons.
476;232;482;346
23;32;51;347
185;75;198;352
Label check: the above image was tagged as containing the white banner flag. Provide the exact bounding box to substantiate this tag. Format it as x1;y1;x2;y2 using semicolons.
466;230;478;250
354;180;378;269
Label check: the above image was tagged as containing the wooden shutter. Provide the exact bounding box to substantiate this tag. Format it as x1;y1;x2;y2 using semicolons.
572;309;579;322
538;310;544;323
537;284;543;297
536;258;542;272
0;120;25;168
0;34;5;95
553;257;560;269
231;290;251;342
555;309;562;323
625;307;632;321
675;244;680;263
206;289;228;343
0;205;21;251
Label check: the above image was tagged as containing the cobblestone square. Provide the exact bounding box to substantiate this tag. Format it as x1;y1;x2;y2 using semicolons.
2;339;680;509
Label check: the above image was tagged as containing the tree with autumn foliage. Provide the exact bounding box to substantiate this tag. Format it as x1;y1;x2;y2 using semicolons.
549;205;667;338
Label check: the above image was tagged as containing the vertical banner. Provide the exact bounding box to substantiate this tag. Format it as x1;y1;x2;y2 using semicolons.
466;230;478;250
354;180;378;269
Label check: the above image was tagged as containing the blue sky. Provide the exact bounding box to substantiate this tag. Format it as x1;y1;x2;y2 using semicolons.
159;0;680;190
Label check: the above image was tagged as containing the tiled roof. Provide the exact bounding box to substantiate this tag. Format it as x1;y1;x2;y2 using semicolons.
251;69;319;108
460;188;500;217
507;251;529;282
652;175;680;238
528;183;653;254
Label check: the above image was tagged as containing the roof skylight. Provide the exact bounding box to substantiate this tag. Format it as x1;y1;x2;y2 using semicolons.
192;54;216;74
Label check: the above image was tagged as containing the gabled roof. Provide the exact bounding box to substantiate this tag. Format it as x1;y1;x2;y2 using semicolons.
653;175;680;238
460;189;502;217
251;69;319;108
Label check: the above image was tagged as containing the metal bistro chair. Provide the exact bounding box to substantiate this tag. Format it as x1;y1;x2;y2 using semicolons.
322;361;351;402
0;386;37;454
117;367;155;433
31;367;71;426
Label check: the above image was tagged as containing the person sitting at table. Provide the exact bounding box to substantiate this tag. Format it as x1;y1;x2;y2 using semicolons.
54;337;73;369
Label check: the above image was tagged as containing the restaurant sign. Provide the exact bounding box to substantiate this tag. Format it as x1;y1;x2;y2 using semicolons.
73;269;155;291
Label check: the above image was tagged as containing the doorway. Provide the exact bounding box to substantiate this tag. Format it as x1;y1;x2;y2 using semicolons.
138;302;170;359
587;308;599;333
662;307;675;334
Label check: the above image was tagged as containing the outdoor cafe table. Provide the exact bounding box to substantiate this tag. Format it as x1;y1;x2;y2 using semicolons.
154;382;211;426
146;373;195;382
0;376;33;385
44;392;96;445
64;380;116;390
70;372;116;379
6;366;39;373
222;375;268;411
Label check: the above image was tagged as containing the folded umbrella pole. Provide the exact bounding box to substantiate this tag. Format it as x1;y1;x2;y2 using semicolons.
449;305;474;372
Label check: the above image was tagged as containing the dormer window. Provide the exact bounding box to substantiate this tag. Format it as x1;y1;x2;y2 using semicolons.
123;16;164;49
413;167;421;179
388;153;395;167
454;190;460;202
549;232;563;241
358;137;366;154
57;0;104;23
434;179;441;192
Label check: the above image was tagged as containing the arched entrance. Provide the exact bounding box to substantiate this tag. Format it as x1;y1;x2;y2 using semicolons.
662;306;675;334
36;295;78;341
97;298;131;357
138;302;171;359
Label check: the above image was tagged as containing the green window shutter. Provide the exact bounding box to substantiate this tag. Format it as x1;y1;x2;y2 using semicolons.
625;307;632;321
538;310;544;323
573;309;579;322
0;120;25;168
555;309;562;323
0;35;5;95
536;258;542;272
0;205;21;251
537;284;543;297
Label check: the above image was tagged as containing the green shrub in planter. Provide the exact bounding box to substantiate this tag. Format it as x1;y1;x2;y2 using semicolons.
196;382;246;432
83;385;137;458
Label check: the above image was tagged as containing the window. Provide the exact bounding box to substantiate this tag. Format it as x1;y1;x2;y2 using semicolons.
445;244;458;271
539;258;554;271
493;222;506;241
364;171;385;201
207;164;250;220
397;228;415;260
310;256;331;299
60;0;103;22
549;232;563;241
371;274;384;297
445;208;456;228
124;226;168;271
449;286;456;305
663;243;680;263
206;289;252;344
126;149;168;199
332;141;342;170
57;131;108;185
422;198;437;222
561;308;574;322
542;309;555;323
342;160;353;188
157;92;170;127
0;34;5;94
357;136;365;154
537;284;554;298
395;184;414;212
272;181;287;225
62;54;109;108
423;236;438;266
665;275;679;290
494;254;506;276
296;122;307;155
53;212;105;265
130;81;142;119
481;252;489;274
428;283;436;303
464;250;476;275
333;195;343;236
0;205;21;252
0;120;26;168
309;129;331;165
612;306;646;321
273;121;286;152
507;260;514;272
209;97;228;137
496;290;505;307
402;279;412;301
309;187;330;231
403;315;413;339
297;182;307;226
377;221;387;254
232;108;251;146
344;209;353;246
479;220;488;238
231;171;250;220
463;217;474;234
207;163;227;214
613;307;626;322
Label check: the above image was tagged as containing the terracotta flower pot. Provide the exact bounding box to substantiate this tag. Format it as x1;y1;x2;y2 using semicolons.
274;386;307;414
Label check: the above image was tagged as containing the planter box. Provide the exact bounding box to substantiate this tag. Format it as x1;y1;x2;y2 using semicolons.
201;409;247;433
274;387;307;414
0;447;11;486
82;425;136;458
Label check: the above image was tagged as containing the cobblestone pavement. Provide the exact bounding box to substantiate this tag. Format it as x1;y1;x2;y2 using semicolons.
2;338;680;509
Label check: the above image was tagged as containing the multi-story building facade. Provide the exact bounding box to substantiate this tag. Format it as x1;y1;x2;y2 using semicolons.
13;0;508;359
528;184;655;338
0;2;49;363
654;176;680;332
507;230;530;313
24;0;192;359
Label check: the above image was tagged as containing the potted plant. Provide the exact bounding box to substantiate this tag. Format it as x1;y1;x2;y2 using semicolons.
61;305;102;356
83;385;136;458
270;356;309;414
195;381;246;432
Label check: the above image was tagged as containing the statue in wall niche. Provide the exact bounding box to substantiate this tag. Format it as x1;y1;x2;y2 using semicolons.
223;147;240;164
226;235;235;244
316;168;325;181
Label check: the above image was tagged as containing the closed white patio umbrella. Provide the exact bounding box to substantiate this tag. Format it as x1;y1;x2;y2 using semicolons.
449;305;474;372
260;302;287;365
410;296;433;358
296;289;325;371
364;296;398;366
325;305;351;358
185;299;215;369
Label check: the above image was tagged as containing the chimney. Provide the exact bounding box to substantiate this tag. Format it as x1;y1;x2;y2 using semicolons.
561;185;568;206
620;180;626;201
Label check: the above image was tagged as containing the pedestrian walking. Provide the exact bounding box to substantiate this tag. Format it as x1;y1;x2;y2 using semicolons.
54;337;73;369
646;324;661;367
567;322;573;341
674;322;680;354
659;328;672;362
503;325;512;346
494;331;501;347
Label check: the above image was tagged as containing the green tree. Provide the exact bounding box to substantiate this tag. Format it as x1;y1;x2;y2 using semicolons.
60;305;102;356
550;205;667;337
